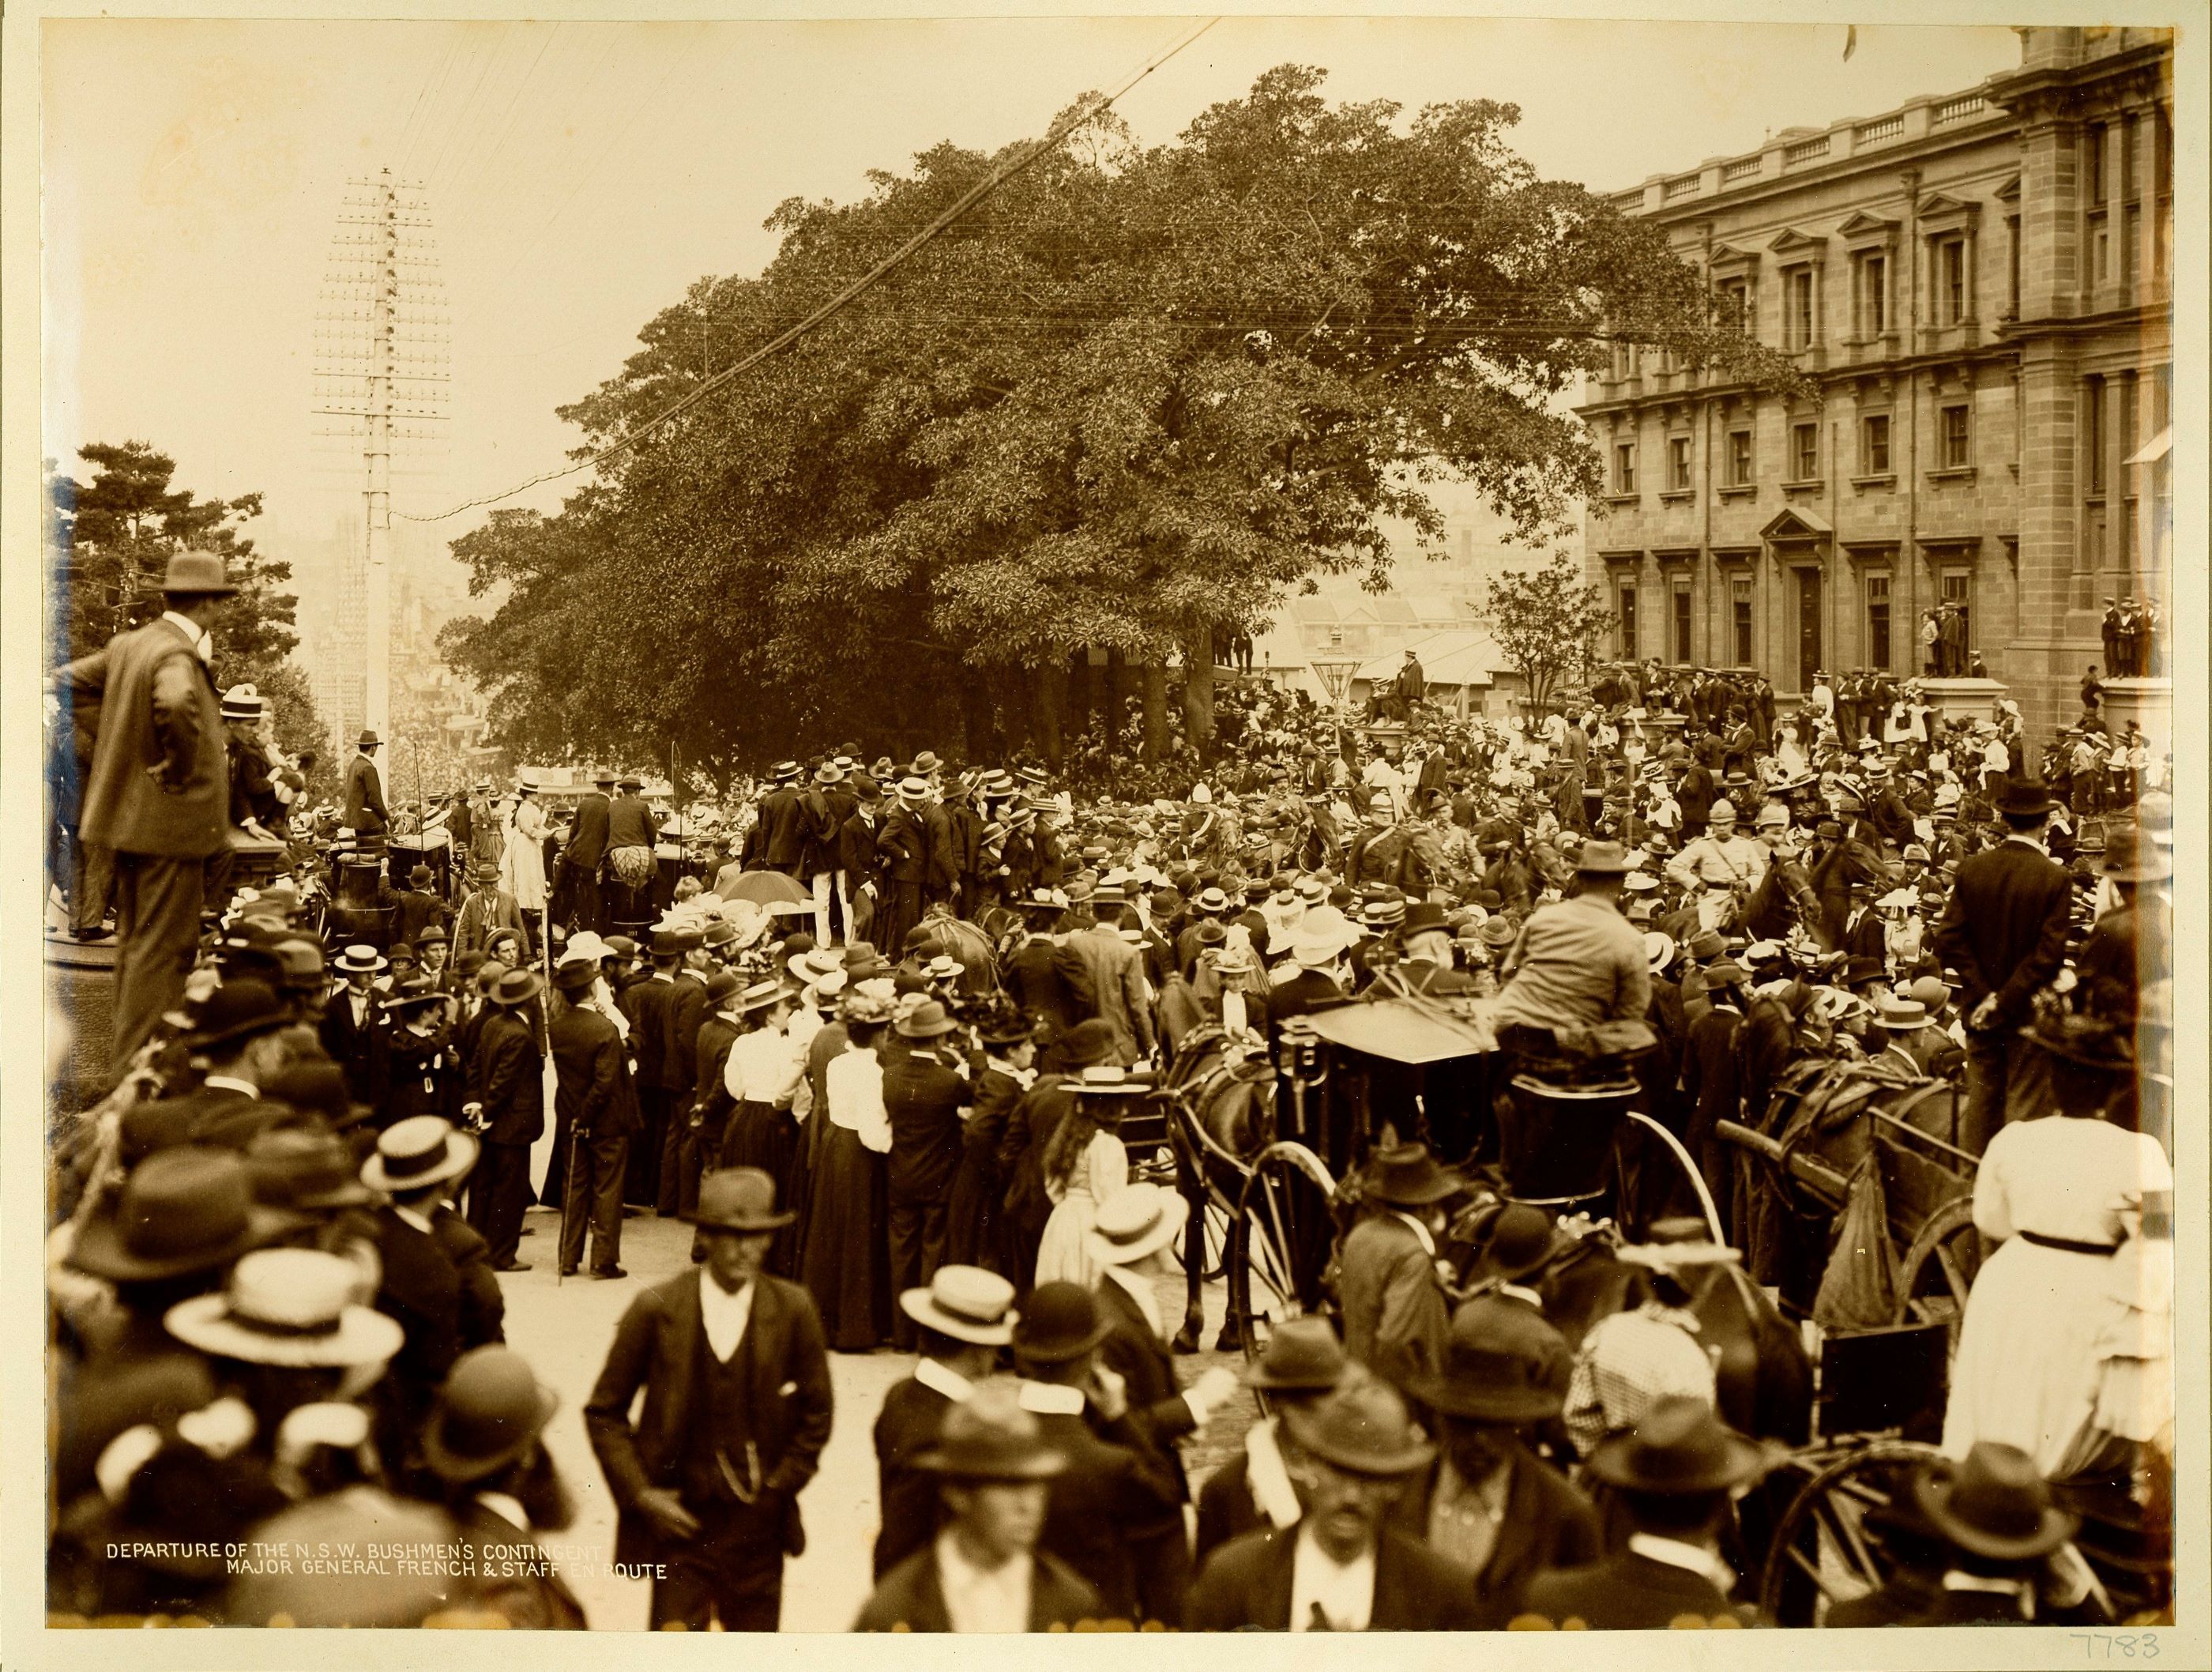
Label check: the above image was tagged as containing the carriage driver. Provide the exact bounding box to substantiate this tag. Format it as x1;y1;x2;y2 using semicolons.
1482;842;1652;1038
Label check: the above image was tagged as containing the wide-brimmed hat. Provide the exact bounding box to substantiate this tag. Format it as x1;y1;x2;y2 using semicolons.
687;1166;795;1232
1645;931;1677;973
1281;1377;1435;1478
1246;1315;1349;1392
1585;1394;1776;1493
1478;917;1517;949
1617;1218;1742;1269
2018;1007;2135;1073
245;1127;378;1210
900;1265;1018;1346
2103;830;2172;883
186;978;290;1053
489;967;544;1007
68;1147;293;1282
897;998;958;1038
550;959;598;994
1363;1142;1461;1207
728;977;784;1016
160;549;239;594
361;1115;480;1193
420;1346;560;1485
1400;901;1450;938
1408;1294;1571;1424
356;729;382;750
166;1248;404;1369
1575;840;1634;876
917;1379;1067;1481
1911;1443;2077;1561
1685;929;1727;962
1051;1019;1118;1070
1086;1182;1182;1267
1011;1281;1112;1363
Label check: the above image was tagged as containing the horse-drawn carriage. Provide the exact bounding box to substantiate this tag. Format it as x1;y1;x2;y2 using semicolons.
1144;993;2165;1625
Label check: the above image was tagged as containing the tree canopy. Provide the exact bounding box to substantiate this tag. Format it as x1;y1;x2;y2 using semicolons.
443;66;1794;775
1481;548;1616;716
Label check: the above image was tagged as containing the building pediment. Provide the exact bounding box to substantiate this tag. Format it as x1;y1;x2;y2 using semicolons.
1769;227;1830;262
1836;211;1900;245
1917;192;1983;234
1762;506;1833;541
1709;242;1762;271
1992;174;2022;205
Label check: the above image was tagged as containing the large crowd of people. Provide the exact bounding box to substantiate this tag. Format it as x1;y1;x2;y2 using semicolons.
44;548;2174;1630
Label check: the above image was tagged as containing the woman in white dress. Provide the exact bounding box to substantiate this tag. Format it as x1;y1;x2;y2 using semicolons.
498;777;548;930
1033;1070;1138;1290
1942;1011;2172;1479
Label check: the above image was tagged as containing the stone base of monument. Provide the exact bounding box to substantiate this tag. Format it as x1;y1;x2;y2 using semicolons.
2100;676;2172;755
1914;676;2010;728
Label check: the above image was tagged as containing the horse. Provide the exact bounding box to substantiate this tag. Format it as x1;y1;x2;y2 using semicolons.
1155;1024;1278;1352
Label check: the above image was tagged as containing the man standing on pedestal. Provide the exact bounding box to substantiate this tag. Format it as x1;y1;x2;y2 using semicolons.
345;729;389;835
562;769;615;936
51;550;238;1072
585;1168;833;1632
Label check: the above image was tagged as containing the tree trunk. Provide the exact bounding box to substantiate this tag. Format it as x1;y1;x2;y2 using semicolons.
1106;650;1135;748
998;665;1032;761
1182;625;1216;757
1140;661;1169;761
1036;658;1067;766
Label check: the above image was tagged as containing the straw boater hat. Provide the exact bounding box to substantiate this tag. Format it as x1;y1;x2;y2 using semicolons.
900;1265;1018;1346
220;683;265;721
1085;1182;1183;1268
361;1115;480;1194
165;1248;405;1369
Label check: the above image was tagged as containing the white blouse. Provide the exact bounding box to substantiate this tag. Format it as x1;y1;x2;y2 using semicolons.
1973;1117;2172;1248
824;1045;890;1153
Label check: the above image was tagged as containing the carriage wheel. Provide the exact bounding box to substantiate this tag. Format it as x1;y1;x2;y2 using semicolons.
1226;1143;1337;1362
1758;1440;1947;1625
1894;1197;1982;1355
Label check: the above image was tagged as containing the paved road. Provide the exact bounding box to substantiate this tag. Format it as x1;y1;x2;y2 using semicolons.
499;1201;1255;1631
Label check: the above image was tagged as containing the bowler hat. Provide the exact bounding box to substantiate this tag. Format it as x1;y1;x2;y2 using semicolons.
900;1265;1018;1346
245;1127;378;1210
1408;1294;1571;1423
1245;1315;1349;1393
1051;1019;1118;1070
68;1147;292;1282
160;549;239;595
1401;901;1450;937
260;1060;373;1133
550;959;597;993
420;1346;560;1485
704;970;742;1007
916;1380;1066;1481
1996;778;2055;817
1911;1443;2077;1561
1585;1394;1776;1493
186;978;290;1053
356;729;381;749
1011;1282;1112;1363
687;1166;795;1232
1473;1202;1556;1282
1363;1142;1461;1207
1281;1377;1435;1478
362;1115;480;1193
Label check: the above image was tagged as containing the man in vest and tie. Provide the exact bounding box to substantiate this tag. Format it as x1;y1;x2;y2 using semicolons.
585;1168;834;1631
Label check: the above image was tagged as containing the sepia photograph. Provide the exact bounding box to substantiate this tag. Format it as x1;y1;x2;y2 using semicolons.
7;2;2203;1663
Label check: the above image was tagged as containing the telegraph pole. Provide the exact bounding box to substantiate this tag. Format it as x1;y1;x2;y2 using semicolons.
314;169;447;744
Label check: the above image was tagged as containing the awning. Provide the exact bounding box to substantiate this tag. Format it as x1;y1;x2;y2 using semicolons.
1298;997;1492;1064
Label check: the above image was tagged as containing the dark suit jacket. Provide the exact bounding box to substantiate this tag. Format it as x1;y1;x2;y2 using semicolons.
1186;1526;1484;1630
445;1499;589;1628
1680;1004;1744;1145
881;1045;970;1203
1932;839;2075;1026
1092;1276;1194;1505
1029;1403;1183;1621
617;975;673;1089
999;1076;1078;1237
607;793;658;851
759;787;810;870
1403;1444;1601;1628
920;801;960;897
372;1206;464;1420
838;808;881;884
584;1268;834;1568
550;1004;624;1139
693;1014;741;1129
56;617;231;859
1514;1546;1748;1629
878;805;927;886
431;1204;506;1350
120;1084;299;1162
1006;937;1076;1034
564;792;612;868
320;990;392;1111
343;752;389;833
393;888;450;950
871;1374;955;1578
1267;969;1346;1046
855;1541;1100;1632
475;1008;545;1147
1336;1213;1448;1391
1055;925;1154;1063
660;972;708;1094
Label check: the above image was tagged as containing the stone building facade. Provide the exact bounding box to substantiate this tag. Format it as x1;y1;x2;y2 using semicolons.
1576;25;2173;738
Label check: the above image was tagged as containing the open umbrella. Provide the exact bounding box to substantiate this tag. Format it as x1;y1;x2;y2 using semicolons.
720;869;812;912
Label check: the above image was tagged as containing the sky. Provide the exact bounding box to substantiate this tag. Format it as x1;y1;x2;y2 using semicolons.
42;14;2022;580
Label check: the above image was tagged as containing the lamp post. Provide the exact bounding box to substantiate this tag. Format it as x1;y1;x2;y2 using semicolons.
1310;657;1361;713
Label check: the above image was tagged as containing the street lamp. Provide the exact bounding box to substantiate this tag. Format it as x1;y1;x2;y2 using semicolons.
1310;657;1361;712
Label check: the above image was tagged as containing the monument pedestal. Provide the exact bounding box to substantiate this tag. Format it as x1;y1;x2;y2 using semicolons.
1915;676;2010;729
2100;676;2172;756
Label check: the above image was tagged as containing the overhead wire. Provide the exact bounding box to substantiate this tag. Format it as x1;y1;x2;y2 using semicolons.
400;13;1223;522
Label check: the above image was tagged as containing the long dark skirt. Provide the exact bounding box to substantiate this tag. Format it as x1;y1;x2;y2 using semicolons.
941;1132;1003;1275
723;1098;801;1274
799;1122;893;1351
